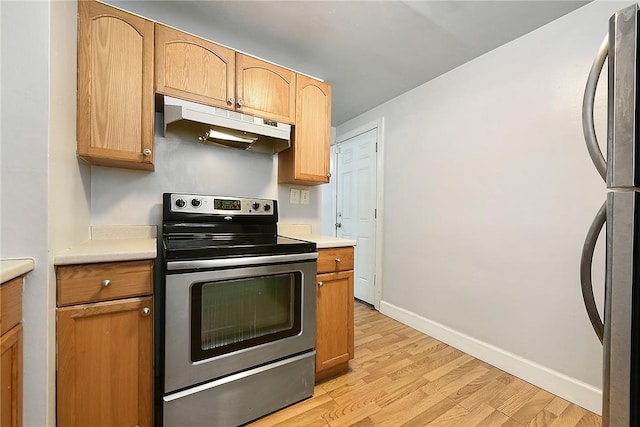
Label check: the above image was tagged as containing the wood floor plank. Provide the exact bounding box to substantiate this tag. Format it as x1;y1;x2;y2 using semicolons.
332;375;393;408
455;403;500;427
475;409;513;426
526;409;558;427
248;302;600;427
574;412;601;427
374;374;430;408
326;401;382;427
544;397;573;416
422;360;489;397
446;369;506;410
422;402;472;426
510;388;555;425
547;404;589;427
400;393;459;426
368;388;442;426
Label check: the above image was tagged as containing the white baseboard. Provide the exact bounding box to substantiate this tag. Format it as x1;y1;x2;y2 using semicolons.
379;300;602;415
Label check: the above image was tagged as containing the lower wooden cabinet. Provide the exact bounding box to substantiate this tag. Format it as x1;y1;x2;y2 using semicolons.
1;324;22;427
56;261;153;427
1;276;23;427
315;247;355;382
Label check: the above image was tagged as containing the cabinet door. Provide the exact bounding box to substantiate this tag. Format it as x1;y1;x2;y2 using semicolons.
279;75;331;185
316;271;354;380
77;0;154;170
236;53;296;124
1;325;22;427
155;24;235;109
57;297;153;427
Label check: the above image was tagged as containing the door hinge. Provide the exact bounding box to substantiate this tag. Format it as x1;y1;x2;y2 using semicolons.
374;208;377;219
375;142;378;153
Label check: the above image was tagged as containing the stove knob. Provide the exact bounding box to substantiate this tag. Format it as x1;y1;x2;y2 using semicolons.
252;202;261;210
191;198;202;208
263;203;271;212
175;199;186;208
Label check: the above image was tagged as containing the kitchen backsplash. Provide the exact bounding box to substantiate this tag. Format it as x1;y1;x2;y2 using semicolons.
90;113;321;228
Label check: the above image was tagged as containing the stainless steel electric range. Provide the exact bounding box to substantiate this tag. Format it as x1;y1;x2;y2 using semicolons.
160;193;317;426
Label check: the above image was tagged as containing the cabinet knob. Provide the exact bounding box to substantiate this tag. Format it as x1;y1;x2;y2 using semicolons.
141;307;151;316
327;173;332;178
227;97;235;105
143;148;152;156
101;279;111;288
335;257;342;263
317;281;324;287
237;99;245;107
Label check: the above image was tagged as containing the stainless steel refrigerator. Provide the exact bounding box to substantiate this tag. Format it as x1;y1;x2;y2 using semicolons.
581;4;640;426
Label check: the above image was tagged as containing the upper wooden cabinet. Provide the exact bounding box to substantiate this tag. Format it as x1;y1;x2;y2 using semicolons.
155;25;296;124
279;74;332;185
77;0;155;171
155;24;235;110
235;54;296;124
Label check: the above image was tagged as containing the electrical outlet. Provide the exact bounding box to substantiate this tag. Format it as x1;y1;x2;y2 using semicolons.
289;188;300;205
300;190;310;205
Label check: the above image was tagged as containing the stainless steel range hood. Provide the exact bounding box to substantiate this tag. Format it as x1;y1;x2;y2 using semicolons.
163;96;291;154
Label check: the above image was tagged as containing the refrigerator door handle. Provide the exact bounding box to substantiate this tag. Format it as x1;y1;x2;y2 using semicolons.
580;200;606;343
582;35;609;182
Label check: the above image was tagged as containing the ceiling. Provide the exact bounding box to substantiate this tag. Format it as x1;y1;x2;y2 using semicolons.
106;0;591;126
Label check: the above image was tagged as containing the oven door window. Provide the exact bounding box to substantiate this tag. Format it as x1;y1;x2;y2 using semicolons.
191;272;302;362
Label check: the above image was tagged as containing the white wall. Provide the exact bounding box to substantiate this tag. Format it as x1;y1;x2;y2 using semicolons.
1;3;52;426
336;0;621;413
2;2;89;425
49;0;91;422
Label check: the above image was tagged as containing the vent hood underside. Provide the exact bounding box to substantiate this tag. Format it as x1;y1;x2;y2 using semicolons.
163;96;291;154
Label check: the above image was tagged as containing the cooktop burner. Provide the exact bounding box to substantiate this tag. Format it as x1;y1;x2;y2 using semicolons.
163;235;315;260
162;193;316;261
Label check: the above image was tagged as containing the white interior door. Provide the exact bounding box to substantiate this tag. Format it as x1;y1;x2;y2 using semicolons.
336;129;377;304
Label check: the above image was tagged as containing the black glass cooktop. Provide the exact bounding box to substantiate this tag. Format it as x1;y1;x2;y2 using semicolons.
163;235;316;260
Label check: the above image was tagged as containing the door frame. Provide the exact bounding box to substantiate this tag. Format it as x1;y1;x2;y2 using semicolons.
334;118;385;310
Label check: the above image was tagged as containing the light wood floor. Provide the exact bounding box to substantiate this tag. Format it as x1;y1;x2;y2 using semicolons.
249;302;601;427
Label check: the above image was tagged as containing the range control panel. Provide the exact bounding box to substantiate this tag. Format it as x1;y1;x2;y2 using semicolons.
170;194;275;215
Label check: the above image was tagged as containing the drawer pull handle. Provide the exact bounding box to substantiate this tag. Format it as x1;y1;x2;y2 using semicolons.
101;279;111;288
141;307;151;316
317;281;324;287
335;258;342;263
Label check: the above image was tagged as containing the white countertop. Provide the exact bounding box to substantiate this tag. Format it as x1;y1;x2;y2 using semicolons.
278;224;356;249
292;234;357;249
55;238;157;265
55;225;157;265
1;258;35;284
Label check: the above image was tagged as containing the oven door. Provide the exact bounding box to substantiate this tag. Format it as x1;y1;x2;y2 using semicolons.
163;253;317;394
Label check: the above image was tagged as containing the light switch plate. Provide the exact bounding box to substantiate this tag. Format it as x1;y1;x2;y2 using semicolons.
290;188;300;205
300;190;310;205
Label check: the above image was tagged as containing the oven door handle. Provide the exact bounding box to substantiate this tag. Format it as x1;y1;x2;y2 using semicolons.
166;252;319;271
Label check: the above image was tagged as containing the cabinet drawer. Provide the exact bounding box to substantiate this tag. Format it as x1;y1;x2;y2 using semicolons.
57;260;153;306
0;277;23;335
317;247;354;273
